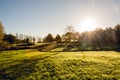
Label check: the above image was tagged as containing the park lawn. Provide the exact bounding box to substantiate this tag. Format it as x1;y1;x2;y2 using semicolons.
0;50;120;80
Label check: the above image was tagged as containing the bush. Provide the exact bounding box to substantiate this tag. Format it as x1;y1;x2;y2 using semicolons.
66;44;74;49
0;41;11;51
63;44;74;51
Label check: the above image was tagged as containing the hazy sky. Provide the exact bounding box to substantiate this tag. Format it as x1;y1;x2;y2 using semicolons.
0;0;120;37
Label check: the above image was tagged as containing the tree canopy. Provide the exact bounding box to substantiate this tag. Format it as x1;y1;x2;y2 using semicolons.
44;33;54;42
0;22;4;42
55;34;61;43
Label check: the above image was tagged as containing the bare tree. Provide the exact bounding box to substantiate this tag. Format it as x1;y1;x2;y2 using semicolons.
65;25;74;33
64;25;75;42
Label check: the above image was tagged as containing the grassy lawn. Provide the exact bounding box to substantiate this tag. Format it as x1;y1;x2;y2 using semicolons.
0;50;120;80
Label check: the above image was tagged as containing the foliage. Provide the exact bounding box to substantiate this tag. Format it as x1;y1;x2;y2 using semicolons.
23;37;30;43
38;43;57;52
63;25;75;42
0;22;4;42
78;26;120;50
115;24;120;45
54;34;61;43
1;21;120;51
62;26;80;43
3;34;16;44
44;33;54;42
0;41;10;51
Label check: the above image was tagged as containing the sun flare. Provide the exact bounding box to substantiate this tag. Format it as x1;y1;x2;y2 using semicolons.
79;17;98;32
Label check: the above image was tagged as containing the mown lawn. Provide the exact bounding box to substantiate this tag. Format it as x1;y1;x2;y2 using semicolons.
0;50;120;80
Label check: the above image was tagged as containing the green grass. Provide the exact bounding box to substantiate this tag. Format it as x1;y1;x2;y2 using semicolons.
0;50;120;80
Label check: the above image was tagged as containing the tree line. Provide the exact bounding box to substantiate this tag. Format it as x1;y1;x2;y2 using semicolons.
0;21;120;51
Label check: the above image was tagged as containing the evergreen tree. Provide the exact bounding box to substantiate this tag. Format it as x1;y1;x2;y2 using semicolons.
55;34;61;43
45;33;54;42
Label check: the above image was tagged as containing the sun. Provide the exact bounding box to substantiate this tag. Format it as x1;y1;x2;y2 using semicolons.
79;17;98;32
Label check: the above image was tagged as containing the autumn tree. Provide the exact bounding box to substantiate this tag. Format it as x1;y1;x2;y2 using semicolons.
0;22;4;42
0;22;10;51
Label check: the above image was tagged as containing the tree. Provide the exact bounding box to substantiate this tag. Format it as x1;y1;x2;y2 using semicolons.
23;37;29;43
32;36;35;43
115;24;120;45
115;24;120;30
0;22;4;42
71;32;80;42
55;34;61;43
65;25;74;33
64;25;75;42
37;37;42;43
3;34;16;44
45;33;54;42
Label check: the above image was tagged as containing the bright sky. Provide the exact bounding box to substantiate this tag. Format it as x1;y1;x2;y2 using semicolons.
0;0;120;37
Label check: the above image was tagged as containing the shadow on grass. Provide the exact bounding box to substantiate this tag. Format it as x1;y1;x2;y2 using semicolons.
0;51;60;80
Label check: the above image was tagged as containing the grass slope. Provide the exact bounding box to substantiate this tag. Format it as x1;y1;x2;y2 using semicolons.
0;50;120;80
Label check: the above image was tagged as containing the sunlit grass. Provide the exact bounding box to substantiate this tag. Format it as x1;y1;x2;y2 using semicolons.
0;50;120;79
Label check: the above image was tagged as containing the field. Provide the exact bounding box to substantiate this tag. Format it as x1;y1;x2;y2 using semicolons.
0;50;120;80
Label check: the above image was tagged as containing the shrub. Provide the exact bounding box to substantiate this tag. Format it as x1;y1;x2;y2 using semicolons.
63;44;74;51
0;41;10;51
